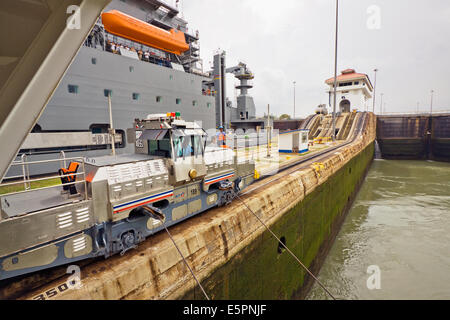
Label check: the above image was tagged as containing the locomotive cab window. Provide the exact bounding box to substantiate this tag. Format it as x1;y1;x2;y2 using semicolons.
148;131;172;158
193;135;204;157
173;135;193;159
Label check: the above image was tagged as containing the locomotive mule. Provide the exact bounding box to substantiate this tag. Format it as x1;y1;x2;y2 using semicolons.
0;114;255;280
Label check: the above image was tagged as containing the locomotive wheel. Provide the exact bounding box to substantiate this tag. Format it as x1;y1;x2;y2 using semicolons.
225;190;235;204
120;231;137;256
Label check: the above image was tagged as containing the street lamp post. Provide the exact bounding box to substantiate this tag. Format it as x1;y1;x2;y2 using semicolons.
372;68;378;113
380;93;383;115
293;81;296;119
430;90;434;115
107;93;116;156
332;0;339;141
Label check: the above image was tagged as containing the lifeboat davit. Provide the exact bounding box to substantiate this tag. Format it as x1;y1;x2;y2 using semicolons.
101;10;189;56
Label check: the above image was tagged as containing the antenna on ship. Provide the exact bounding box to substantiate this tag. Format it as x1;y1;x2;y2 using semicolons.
175;0;184;19
107;92;116;156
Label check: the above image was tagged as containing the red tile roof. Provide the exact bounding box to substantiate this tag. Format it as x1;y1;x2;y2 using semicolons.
325;69;373;90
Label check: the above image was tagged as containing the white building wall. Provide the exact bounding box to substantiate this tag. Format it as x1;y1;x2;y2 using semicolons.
279;134;292;152
278;130;309;153
328;83;372;112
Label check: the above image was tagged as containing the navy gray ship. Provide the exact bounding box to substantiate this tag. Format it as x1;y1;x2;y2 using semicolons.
5;0;263;178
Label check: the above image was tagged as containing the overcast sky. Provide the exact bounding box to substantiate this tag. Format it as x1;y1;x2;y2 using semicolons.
179;0;450;118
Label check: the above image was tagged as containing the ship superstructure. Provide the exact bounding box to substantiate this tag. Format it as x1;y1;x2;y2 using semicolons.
5;0;263;179
5;0;217;177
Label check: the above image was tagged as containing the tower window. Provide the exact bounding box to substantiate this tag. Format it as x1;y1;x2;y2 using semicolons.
207;102;211;108
192;100;198;106
104;89;112;97
91;58;97;65
132;93;140;100
156;96;162;103
169;75;173;80
68;85;78;94
176;98;181;105
129;66;134;72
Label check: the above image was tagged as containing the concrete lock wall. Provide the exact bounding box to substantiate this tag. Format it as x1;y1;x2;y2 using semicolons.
183;142;374;299
14;114;376;300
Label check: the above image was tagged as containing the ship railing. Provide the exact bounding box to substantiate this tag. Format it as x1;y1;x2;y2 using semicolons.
0;156;89;201
86;26;194;74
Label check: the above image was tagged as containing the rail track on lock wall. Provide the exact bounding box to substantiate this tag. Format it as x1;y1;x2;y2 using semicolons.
242;112;369;196
299;114;319;130
0;112;369;300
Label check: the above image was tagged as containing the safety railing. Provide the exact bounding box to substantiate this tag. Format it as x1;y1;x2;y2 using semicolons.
379;110;450;116
0;156;89;200
60;151;67;169
2;154;31;190
313;137;332;144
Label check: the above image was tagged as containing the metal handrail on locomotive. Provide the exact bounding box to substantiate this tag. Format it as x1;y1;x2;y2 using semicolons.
0;113;256;281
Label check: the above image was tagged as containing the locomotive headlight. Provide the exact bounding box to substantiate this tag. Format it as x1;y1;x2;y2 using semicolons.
189;169;197;179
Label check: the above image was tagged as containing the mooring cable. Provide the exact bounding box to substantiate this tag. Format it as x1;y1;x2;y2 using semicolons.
158;216;210;300
235;194;337;300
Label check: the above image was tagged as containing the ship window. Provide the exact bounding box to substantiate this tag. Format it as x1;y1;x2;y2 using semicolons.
176;98;181;105
207;102;211;108
91;58;97;65
129;66;134;72
354;81;359;85
90;123;109;134
156;96;162;103
169;75;173;80
104;89;112;97
68;85;78;94
132;93;140;100
192;100;198;107
32;124;42;133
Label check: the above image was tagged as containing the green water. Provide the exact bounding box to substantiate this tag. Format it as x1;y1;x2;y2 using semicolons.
307;160;450;300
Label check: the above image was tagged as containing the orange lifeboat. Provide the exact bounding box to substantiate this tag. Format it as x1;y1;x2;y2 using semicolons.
101;10;189;56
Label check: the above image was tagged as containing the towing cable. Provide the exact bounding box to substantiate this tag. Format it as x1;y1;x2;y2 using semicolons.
235;194;337;300
142;206;210;300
